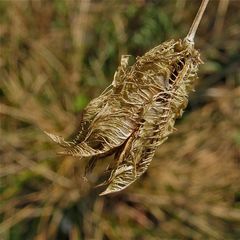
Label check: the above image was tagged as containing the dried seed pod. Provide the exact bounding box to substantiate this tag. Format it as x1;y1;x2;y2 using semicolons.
45;57;139;157
100;39;202;195
46;0;209;195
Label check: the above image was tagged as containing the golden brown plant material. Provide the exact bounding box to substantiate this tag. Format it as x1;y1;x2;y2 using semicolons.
46;0;209;195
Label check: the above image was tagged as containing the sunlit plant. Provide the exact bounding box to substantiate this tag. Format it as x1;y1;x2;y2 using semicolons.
46;0;209;195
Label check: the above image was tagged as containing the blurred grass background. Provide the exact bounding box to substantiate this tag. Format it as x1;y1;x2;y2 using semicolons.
0;0;240;239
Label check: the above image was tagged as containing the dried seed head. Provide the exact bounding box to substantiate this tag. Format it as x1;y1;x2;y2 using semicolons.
100;39;202;195
46;0;209;195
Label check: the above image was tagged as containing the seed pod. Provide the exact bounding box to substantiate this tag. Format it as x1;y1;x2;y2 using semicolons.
45;56;141;157
100;39;202;195
46;0;209;195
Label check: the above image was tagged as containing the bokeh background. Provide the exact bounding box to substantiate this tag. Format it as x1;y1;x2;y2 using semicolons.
0;0;240;239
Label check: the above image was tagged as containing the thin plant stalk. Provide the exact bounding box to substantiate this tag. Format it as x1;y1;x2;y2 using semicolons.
185;0;210;44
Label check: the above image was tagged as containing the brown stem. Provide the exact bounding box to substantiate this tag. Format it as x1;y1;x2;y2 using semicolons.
185;0;210;44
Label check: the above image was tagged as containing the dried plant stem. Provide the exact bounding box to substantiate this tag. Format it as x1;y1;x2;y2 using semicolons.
213;0;229;36
185;0;210;44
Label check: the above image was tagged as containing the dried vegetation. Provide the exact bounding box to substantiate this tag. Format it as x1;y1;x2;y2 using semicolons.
0;0;240;239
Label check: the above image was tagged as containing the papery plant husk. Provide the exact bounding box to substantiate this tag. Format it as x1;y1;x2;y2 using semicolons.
46;38;202;195
46;1;208;195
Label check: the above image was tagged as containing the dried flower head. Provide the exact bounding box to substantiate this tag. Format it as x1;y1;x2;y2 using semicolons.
45;0;209;195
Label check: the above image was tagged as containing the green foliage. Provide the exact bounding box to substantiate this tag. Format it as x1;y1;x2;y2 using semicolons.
73;94;89;112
